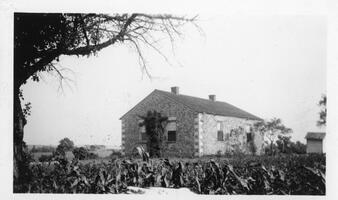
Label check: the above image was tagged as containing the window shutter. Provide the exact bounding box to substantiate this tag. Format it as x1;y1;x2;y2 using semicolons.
217;131;224;141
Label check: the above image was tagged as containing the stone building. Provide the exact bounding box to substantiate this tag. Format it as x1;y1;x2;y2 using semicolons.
120;87;264;157
305;132;325;154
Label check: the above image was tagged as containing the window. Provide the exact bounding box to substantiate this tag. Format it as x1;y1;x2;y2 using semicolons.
139;119;147;141
245;125;254;143
217;121;223;141
167;117;177;142
223;125;230;140
217;131;224;141
247;132;252;142
168;131;176;142
246;126;253;143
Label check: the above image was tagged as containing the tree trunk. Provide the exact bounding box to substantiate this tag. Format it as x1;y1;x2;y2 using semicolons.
13;87;25;183
270;141;273;156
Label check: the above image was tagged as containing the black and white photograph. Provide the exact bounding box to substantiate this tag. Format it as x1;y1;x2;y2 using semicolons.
1;0;338;199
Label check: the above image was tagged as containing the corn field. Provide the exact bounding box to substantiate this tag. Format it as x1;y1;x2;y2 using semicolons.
15;154;325;195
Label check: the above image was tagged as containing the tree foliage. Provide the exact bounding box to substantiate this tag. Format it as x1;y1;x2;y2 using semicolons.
13;13;197;182
72;147;99;160
38;154;54;162
275;135;306;154
30;145;56;153
317;95;326;127
14;13;197;89
254;118;292;155
138;110;168;157
72;147;88;160
56;137;75;154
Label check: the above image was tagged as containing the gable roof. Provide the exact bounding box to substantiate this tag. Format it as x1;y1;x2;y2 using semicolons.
305;132;326;140
120;89;262;120
154;90;262;120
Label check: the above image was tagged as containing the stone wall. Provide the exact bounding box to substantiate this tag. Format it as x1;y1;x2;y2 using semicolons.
197;113;264;156
121;91;196;157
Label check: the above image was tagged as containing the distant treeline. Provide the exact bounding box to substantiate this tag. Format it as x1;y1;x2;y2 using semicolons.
30;145;56;153
30;144;109;153
86;145;106;151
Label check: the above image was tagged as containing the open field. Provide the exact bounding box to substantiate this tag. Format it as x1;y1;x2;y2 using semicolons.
31;148;115;161
17;153;325;194
92;148;114;158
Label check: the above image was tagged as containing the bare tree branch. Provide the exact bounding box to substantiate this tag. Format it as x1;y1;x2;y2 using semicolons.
16;13;199;87
127;38;152;79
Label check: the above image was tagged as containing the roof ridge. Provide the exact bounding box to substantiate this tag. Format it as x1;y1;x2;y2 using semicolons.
157;89;240;107
120;89;262;120
155;89;261;120
120;89;197;119
154;89;198;113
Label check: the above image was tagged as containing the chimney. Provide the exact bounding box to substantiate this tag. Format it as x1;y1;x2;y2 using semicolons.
209;95;216;101
171;86;179;95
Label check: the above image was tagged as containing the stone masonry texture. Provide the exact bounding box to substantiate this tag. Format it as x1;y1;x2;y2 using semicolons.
120;91;264;157
198;113;264;156
120;91;197;157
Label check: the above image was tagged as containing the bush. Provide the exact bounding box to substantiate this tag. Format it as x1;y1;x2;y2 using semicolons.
111;150;123;157
290;141;306;154
54;146;66;157
38;154;53;162
58;138;75;152
108;150;123;160
248;141;257;155
216;150;222;158
268;138;306;155
73;147;88;160
87;152;99;159
73;147;99;160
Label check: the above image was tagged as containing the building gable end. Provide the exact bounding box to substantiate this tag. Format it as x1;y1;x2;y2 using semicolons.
119;90;196;120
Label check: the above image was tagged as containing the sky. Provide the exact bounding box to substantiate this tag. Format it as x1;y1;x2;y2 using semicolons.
21;14;326;147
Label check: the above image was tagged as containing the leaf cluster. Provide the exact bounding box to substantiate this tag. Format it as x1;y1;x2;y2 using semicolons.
14;13;197;87
138;110;168;157
317;95;326;127
16;154;325;195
